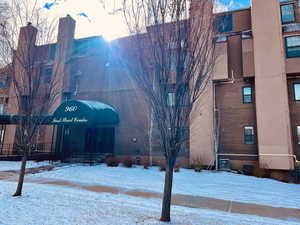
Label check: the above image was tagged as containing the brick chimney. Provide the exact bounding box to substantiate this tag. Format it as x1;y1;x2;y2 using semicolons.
16;22;37;55
51;15;76;105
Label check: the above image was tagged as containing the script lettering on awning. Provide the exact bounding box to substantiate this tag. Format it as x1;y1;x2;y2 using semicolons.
52;117;88;123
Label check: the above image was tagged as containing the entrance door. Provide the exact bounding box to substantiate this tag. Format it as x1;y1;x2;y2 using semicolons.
85;128;97;153
84;128;114;154
98;128;114;154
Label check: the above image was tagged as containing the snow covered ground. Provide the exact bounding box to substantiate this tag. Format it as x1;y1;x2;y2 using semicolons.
0;161;55;171
0;180;299;225
27;164;300;209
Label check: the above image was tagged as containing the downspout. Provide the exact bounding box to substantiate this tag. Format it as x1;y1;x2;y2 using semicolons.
149;109;153;166
259;153;300;164
213;82;218;170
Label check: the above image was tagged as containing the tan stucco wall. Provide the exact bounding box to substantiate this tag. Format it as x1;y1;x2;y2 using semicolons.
242;38;255;77
251;0;294;170
286;57;300;74
232;9;252;32
190;81;215;166
213;42;228;81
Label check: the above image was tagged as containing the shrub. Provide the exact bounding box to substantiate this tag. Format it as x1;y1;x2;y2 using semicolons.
122;156;134;168
174;165;180;173
159;163;166;171
192;158;203;172
253;163;270;178
105;156;119;167
142;159;150;169
242;165;255;176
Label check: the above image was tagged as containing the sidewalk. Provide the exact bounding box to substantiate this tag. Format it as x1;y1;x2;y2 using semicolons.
1;168;299;222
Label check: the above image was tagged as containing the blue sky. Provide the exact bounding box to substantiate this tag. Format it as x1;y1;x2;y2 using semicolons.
39;0;251;40
219;0;250;11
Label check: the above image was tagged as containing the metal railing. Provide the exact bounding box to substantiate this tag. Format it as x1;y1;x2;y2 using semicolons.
0;143;54;156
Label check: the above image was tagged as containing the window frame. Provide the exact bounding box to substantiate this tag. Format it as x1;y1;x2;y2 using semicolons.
293;83;300;101
244;125;255;145
167;92;175;107
296;125;300;144
280;3;296;24
242;86;253;104
216;14;233;33
0;104;4;114
285;35;300;58
40;67;53;84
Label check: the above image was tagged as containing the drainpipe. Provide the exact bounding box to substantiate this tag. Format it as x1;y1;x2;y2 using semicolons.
213;82;218;170
259;154;300;164
149;109;153;166
213;77;235;170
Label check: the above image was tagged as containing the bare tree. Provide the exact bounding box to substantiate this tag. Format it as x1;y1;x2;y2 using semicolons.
0;0;59;197
120;0;216;221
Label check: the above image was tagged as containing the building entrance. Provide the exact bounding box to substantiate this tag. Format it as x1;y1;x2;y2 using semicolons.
85;128;115;154
61;126;115;155
51;100;119;159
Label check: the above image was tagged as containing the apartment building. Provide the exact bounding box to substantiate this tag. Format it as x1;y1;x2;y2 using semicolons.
190;0;300;171
0;0;299;171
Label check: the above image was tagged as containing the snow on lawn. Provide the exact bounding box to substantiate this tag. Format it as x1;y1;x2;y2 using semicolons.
0;180;299;225
28;164;300;209
0;161;56;171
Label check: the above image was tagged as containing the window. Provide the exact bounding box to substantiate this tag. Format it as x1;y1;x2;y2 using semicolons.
244;126;255;144
63;93;71;101
170;55;176;70
216;14;233;33
0;75;8;88
167;92;175;106
281;4;295;23
243;86;252;104
293;83;300;100
286;36;300;58
73;39;90;55
64;127;70;136
0;104;4;114
50;44;56;60
297;126;300;144
0;126;5;143
40;68;52;84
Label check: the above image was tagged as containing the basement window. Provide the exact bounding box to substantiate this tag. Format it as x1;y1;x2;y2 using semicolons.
242;86;252;104
244;126;255;145
280;4;295;23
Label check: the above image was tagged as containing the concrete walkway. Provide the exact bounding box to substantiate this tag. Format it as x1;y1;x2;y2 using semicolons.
1;168;300;222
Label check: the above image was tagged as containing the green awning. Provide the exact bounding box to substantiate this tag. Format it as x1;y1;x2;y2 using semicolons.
51;100;119;126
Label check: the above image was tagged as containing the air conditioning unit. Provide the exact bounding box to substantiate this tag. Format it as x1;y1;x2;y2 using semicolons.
218;159;230;171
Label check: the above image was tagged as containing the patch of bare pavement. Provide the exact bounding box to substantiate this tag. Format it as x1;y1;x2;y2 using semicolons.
0;166;299;222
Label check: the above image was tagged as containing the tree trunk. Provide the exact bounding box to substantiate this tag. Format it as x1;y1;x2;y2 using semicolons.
160;162;174;222
13;151;28;197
